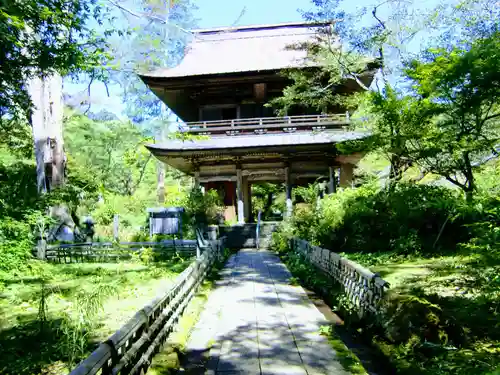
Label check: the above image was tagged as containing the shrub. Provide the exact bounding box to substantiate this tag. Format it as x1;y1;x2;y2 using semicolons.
0;216;38;271
183;188;224;231
285;183;473;255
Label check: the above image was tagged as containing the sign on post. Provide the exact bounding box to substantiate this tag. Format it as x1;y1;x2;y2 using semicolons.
147;207;184;239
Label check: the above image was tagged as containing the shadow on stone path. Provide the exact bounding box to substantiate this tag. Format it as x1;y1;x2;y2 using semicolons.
178;249;358;375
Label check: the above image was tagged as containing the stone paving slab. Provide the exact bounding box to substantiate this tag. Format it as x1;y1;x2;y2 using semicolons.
181;249;350;375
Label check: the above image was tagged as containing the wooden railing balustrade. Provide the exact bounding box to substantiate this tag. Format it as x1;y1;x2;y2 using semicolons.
291;238;389;316
69;236;225;375
171;113;350;136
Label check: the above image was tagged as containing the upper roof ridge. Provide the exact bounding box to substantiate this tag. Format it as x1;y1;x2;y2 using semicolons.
191;21;334;35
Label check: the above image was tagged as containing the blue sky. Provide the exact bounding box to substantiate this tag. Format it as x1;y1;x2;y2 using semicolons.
66;0;320;119
194;0;307;28
66;0;437;120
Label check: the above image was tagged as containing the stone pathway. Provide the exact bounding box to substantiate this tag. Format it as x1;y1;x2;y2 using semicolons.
181;249;350;375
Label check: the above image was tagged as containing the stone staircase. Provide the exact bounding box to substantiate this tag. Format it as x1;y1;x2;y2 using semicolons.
218;222;279;249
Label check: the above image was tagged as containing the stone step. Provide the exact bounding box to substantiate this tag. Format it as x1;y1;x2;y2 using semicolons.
219;224;278;249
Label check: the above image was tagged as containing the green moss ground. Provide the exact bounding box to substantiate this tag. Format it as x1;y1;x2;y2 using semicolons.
0;258;192;375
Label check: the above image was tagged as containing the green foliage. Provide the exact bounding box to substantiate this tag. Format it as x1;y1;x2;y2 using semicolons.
0;0;110;120
365;85;424;181
320;184;469;254
275;161;500;374
183;188;224;230
167;131;210;142
0;260;191;374
0;218;33;271
403;31;500;201
58;280;119;366
64;111;155;196
61;109;201;241
252;183;285;221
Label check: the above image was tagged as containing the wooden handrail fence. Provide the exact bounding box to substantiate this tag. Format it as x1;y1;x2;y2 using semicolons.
291;238;389;316
34;240;197;263
69;236;226;375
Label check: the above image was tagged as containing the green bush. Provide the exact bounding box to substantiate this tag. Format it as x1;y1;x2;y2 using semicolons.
0;218;33;271
284;183;473;255
183;188;224;230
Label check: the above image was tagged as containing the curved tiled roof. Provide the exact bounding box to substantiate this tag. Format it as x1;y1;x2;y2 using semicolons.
140;22;335;78
146;130;369;153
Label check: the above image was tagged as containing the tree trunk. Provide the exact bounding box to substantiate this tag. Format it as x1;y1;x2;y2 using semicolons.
157;161;165;204
463;151;475;203
389;154;403;183
28;74;65;193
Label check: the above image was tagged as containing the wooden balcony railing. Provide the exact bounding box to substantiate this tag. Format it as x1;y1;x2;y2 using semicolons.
173;113;350;136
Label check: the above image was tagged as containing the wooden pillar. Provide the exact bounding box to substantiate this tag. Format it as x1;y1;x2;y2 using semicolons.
285;165;293;218
328;166;337;194
243;176;251;222
340;163;354;188
236;169;244;224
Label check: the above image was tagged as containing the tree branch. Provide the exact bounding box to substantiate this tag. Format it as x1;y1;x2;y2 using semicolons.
131;153;153;194
444;175;466;190
84;73;95;114
326;42;371;91
482;111;500;123
107;0;198;38
371;3;389;84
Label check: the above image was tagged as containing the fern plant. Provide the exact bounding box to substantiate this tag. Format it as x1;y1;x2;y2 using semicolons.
58;279;118;367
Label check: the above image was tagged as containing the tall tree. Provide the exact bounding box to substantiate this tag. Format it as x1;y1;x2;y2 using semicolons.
105;0;198;204
28;74;65;193
274;0;499;183
106;0;197;126
404;31;500;201
1;0;112;196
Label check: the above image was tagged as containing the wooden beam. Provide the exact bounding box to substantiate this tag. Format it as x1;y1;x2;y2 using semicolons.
242;168;285;177
199;175;237;183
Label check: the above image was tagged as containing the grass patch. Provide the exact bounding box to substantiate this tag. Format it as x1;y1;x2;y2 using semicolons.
0;257;192;375
148;249;231;375
344;250;500;375
319;325;368;375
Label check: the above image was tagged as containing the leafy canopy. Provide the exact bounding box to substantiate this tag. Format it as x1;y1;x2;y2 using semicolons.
404;31;500;199
0;0;110;120
64;110;155;196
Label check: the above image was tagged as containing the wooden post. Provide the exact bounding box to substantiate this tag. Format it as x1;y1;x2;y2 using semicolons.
113;215;119;241
285;165;293;219
242;176;251;222
328;166;337;194
236;169;244;224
